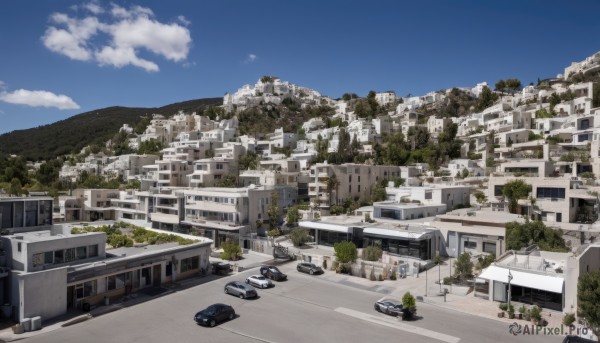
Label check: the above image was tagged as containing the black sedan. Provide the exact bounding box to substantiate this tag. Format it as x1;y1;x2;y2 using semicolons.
374;300;403;316
296;262;323;275
194;303;235;327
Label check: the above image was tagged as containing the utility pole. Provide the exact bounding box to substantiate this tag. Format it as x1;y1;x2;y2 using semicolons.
507;268;513;308
425;267;428;297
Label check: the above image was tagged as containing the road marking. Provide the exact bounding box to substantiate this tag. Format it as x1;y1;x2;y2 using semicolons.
334;307;460;343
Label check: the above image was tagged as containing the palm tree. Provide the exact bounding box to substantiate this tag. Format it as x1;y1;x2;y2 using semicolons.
326;174;340;207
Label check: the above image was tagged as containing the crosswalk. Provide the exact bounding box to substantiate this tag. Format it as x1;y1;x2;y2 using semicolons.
334;307;461;343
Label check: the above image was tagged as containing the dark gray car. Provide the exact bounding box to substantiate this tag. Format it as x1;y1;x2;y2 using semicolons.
296;262;323;275
224;281;257;299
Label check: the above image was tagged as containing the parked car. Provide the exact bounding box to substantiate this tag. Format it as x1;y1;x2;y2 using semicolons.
211;262;232;275
374;300;403;316
245;275;273;289
259;265;288;281
296;262;323;275
224;281;258;299
194;303;235;327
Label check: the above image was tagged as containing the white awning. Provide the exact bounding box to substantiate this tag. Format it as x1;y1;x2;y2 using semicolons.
478;265;564;293
363;227;429;240
299;221;353;233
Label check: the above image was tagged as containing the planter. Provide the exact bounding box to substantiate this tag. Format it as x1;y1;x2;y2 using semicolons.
508;313;515;319
517;313;523;320
498;312;505;318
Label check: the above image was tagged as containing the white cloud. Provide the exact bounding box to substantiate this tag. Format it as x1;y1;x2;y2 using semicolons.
0;89;80;110
83;1;104;15
177;15;191;26
245;53;257;64
42;3;191;72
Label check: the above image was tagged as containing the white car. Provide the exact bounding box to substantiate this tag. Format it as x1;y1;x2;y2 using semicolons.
245;275;273;289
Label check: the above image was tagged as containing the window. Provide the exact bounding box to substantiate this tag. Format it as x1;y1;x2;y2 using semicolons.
64;248;76;263
181;256;199;273
17;243;21;252
536;187;565;199
88;245;98;258
54;250;64;264
44;251;53;264
107;273;127;290
483;242;496;255
494;185;504;197
32;253;44;267
216;163;223;170
425;191;432;200
464;241;477;249
75;280;97;299
77;246;87;259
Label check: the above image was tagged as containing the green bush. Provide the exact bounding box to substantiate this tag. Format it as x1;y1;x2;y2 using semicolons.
362;245;383;261
530;306;542;322
518;304;527;314
563;312;576;326
219;240;242;261
402;291;416;310
378;274;384;281
443;276;453;285
390;271;397;280
499;303;508;311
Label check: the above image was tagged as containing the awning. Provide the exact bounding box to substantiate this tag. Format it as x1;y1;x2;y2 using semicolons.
363;227;429;240
478;265;564;293
298;221;353;233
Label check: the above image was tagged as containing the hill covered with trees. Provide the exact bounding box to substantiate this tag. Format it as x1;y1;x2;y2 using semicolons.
0;97;222;161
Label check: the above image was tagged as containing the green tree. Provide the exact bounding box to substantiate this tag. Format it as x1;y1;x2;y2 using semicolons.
334;240;358;263
326;174;340;206
138;139;163;155
494;80;506;96
578;270;600;340
453;252;474;281
474;191;487;204
502;179;532;213
372;181;387;202
402;291;417;310
286;206;300;227
505;78;522;94
476;86;499;112
288;227;309;247
9;178;25;197
125;179;141;190
362;245;382;261
267;191;281;231
220;240;242;260
215;175;237;187
461;168;469;178
505;220;568;252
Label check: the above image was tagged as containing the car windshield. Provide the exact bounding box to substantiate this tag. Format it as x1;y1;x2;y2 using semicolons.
270;267;280;272
203;306;217;315
255;276;266;280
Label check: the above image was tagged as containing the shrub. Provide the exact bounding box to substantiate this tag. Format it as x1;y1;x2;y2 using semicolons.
563;312;576;326
288;227;310;247
220;240;242;261
378;274;384;281
362;245;383;261
507;304;515;314
402;291;416;310
443;277;453;285
518;304;526;314
524;309;532;321
390;271;397;280
530;306;542;322
334;241;358;263
499;303;508;311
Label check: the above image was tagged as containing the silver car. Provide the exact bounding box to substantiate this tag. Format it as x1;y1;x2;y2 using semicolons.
374;300;403;316
245;275;273;289
224;281;257;299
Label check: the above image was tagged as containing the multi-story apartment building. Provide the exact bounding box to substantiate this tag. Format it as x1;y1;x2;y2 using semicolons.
308;163;402;212
188;158;233;188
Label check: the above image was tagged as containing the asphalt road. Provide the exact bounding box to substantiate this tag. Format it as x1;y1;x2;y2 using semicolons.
23;264;560;343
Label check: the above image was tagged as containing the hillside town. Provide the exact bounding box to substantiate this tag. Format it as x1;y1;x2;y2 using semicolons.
2;51;600;341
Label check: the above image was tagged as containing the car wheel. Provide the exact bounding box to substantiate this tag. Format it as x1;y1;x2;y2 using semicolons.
228;313;234;320
297;267;301;271
224;288;229;294
239;293;245;299
209;319;216;327
374;305;380;312
384;308;389;315
309;269;314;275
245;279;249;284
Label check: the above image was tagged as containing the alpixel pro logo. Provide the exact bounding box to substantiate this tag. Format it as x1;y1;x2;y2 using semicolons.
508;322;590;336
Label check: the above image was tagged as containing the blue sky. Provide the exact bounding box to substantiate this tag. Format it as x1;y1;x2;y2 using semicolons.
1;0;599;134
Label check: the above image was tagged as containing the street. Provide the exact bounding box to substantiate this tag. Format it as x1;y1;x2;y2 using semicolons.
22;263;559;343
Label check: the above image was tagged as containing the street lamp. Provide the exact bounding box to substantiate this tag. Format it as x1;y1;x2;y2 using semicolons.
507;268;513;308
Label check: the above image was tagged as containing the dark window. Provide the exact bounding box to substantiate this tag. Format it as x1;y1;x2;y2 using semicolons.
536;187;565;199
483;242;496;255
54;250;64;264
181;256;199;273
494;185;504;197
464;241;477;249
44;251;53;264
88;245;98;257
